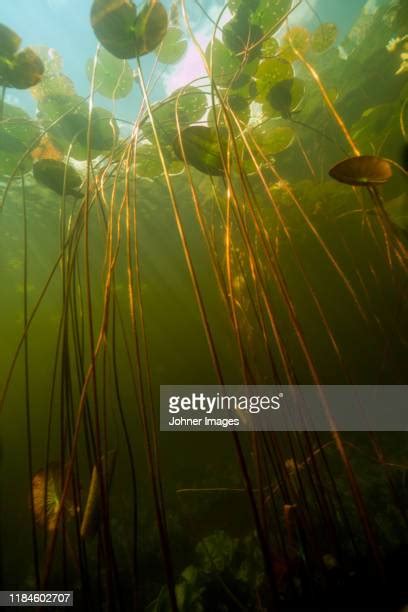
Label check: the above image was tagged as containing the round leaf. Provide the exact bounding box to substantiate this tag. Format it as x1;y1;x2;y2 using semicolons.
222;14;263;61
0;23;21;58
251;124;295;155
156;27;187;64
91;0;168;59
311;23;337;54
206;38;258;89
263;76;305;117
255;57;293;102
0;103;41;176
173;126;227;176
0;48;44;89
250;0;292;33
33;159;83;196
86;48;133;99
279;26;310;62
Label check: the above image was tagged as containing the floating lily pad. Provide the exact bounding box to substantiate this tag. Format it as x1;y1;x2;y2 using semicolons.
329;156;392;187
256;0;292;31
0;23;21;58
31;462;75;531
142;87;207;145
31;73;76;101
231;0;292;34
33;159;83;196
223;14;263;61
39;94;118;159
156;27;187;64
251;124;295;155
0;103;41;175
135;143;163;178
173;126;227;176
0;47;44;89
91;0;168;59
206;38;258;89
255;57;293;102
228;0;260;12
208;94;251;128
264;77;305;118
261;37;279;58
86;48;133;99
311;23;337;54
279;26;310;62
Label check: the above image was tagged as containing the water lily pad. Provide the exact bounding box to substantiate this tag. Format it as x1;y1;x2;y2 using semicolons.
256;0;293;31
173;126;227;176
39;95;118;159
255;57;293;102
0;23;21;58
228;0;260;13
33;159;83;196
31;73;76;101
135;143;163;178
329;156;392;187
279;26;310;62
252;124;295;155
0;47;44;89
222;14;263;61
156;27;187;64
142;87;207;144
261;37;279;58
311;23;337;54
86;48;133;99
206;38;258;89
264;77;305;117
0;103;41;175
91;0;168;59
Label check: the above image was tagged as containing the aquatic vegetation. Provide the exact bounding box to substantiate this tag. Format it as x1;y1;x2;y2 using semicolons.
31;463;75;531
32;159;83;197
329;155;393;186
0;1;407;610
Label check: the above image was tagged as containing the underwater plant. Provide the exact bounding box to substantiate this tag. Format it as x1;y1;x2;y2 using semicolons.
0;1;407;610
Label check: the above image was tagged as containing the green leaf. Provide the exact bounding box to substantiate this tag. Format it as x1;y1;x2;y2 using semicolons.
156;27;187;64
0;48;44;89
86;48;133;99
279;26;310;62
310;23;337;54
261;36;279;59
173;126;227;176
251;124;295;155
0;103;41;176
263;76;305;117
33;159;82;197
228;0;260;13
91;0;168;59
255;57;293;102
142;87;208;144
39;95;118;160
222;13;263;61
253;0;292;32
132;2;168;56
135;143;163;177
206;38;258;89
0;23;21;58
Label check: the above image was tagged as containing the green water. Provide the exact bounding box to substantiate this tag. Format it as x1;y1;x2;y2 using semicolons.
0;0;407;610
